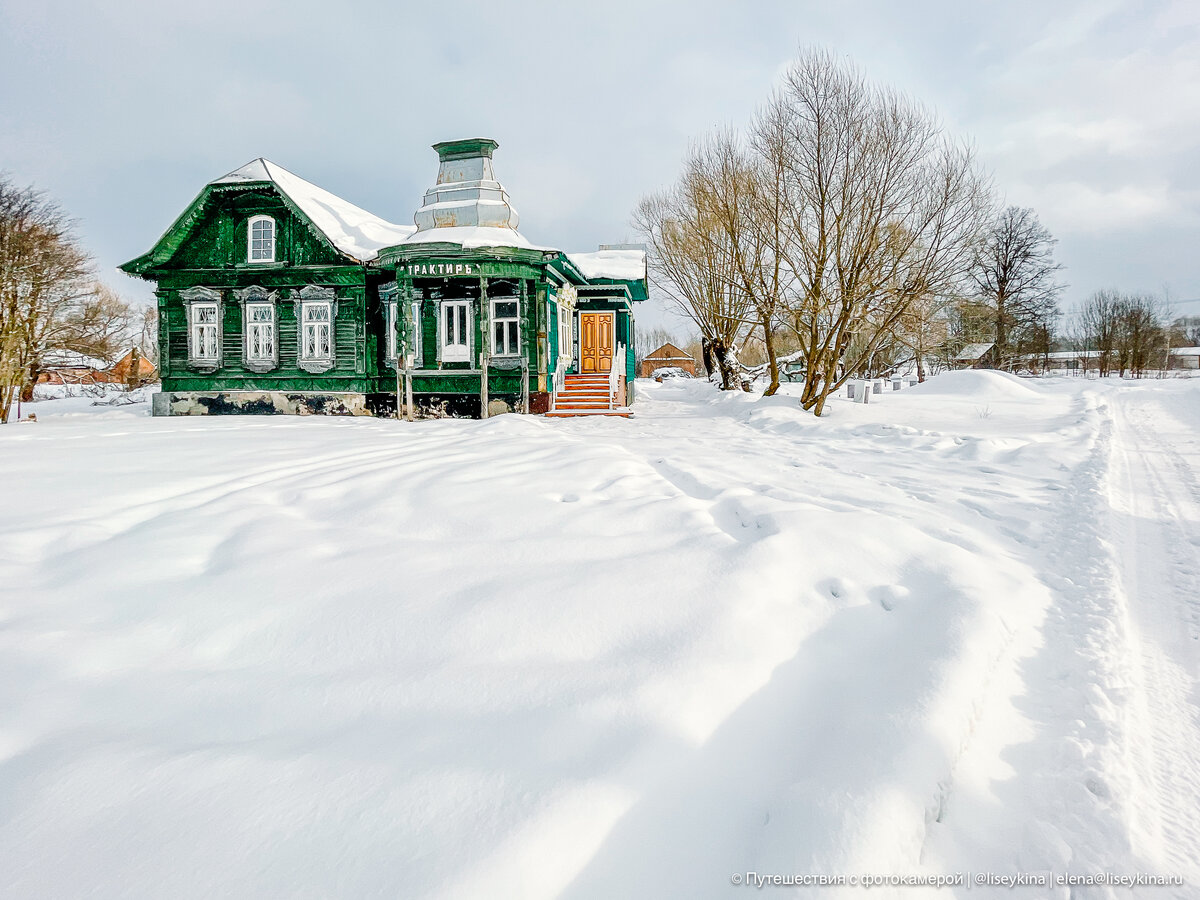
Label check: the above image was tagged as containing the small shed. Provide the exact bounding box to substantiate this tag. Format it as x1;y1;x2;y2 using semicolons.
640;342;696;378
952;342;998;369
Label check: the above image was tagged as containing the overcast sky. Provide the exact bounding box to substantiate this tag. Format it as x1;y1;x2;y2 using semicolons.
2;0;1197;331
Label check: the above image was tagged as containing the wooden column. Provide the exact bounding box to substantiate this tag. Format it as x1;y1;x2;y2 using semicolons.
479;275;489;419
403;281;416;421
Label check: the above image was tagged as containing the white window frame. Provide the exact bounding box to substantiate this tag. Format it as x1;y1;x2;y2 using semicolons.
294;286;336;373
490;297;520;357
246;303;275;364
192;302;220;362
180;286;223;369
248;215;276;264
558;304;573;361
235;285;279;372
440;300;471;363
301;302;333;362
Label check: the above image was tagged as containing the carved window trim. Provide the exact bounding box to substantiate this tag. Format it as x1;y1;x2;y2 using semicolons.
235;285;279;372
293;285;336;373
248;215;276;264
180;286;223;371
410;298;422;368
379;281;399;369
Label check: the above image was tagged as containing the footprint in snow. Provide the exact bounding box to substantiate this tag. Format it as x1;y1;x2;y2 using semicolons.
870;584;911;611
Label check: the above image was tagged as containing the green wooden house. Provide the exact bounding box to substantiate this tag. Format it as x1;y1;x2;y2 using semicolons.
121;138;647;418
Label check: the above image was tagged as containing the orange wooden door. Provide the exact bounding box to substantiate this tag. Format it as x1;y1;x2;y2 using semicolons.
580;312;614;373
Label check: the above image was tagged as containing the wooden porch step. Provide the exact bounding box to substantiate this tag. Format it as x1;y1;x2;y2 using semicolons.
545;408;633;418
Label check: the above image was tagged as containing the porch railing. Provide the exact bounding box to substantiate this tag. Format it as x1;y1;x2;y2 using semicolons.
609;342;626;407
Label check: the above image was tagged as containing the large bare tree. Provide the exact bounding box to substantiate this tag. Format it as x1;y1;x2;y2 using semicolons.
0;175;142;420
970;206;1064;369
1;178;92;421
767;50;991;414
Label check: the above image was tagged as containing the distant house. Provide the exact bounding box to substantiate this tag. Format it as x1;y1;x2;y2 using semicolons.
36;348;157;386
640;343;696;378
107;349;158;384
1169;346;1200;370
36;351;111;385
952;342;998;369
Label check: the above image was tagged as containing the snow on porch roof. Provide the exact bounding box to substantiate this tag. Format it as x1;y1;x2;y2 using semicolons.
213;159;415;263
567;248;647;282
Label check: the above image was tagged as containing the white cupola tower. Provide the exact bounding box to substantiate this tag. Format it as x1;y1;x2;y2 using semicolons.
412;138;520;232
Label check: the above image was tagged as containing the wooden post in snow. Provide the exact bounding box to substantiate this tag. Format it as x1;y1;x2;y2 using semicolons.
400;348;410;422
521;357;530;414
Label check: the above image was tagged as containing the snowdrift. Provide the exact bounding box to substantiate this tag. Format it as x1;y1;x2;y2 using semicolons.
3;378;1199;899
906;369;1042;400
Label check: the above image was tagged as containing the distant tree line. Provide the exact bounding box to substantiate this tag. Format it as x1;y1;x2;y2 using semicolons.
638;48;1189;407
0;174;155;423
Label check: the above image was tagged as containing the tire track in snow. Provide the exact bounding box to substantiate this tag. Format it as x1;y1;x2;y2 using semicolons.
1108;391;1200;882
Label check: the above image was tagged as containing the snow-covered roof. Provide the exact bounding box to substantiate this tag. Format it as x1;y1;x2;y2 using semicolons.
1171;346;1200;356
568;249;647;281
394;225;554;253
954;342;995;361
212;159;414;263
41;350;111;369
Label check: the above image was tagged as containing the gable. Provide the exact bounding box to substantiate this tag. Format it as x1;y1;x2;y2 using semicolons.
647;343;688;359
122;159;415;278
181;187;346;270
122;182;349;276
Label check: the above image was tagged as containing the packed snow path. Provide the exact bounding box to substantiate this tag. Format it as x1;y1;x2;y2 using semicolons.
1108;388;1200;877
1;375;1197;899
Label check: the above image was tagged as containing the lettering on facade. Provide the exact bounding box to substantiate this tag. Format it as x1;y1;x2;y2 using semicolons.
401;262;475;276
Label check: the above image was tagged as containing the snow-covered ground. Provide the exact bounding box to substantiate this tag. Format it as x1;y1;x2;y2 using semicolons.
1;373;1197;899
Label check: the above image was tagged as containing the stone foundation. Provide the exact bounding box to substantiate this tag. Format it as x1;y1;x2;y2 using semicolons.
153;391;370;417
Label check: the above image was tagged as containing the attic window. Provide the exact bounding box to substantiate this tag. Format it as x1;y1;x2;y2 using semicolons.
248;215;276;263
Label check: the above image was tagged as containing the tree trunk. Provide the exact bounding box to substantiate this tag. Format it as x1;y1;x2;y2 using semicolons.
916;351;926;383
761;316;780;396
700;338;716;378
995;292;1008;370
705;338;740;391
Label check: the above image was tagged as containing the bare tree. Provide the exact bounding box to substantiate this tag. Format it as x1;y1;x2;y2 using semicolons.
135;304;160;367
970;206;1064;369
769;50;991;415
636;49;988;410
1077;289;1121;376
635;164;752;390
1;177;94;422
1115;292;1170;377
892;292;952;381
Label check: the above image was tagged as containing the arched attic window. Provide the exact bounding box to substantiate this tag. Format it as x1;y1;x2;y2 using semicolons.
247;215;276;263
